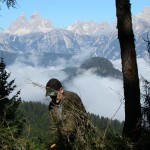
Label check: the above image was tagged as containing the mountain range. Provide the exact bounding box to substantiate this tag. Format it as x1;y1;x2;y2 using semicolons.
0;7;150;65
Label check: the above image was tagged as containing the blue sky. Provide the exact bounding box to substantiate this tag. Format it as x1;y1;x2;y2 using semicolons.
0;0;150;30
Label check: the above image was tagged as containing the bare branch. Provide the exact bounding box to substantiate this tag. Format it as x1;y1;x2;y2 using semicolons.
26;79;46;90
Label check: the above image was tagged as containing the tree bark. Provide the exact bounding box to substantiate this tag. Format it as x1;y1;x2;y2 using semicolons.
116;0;141;143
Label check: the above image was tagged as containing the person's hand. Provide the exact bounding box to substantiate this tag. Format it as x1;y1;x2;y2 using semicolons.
50;143;57;149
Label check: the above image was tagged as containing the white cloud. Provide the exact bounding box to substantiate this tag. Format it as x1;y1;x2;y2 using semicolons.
111;58;150;80
137;58;150;80
6;57;150;121
65;71;124;121
7;61;67;103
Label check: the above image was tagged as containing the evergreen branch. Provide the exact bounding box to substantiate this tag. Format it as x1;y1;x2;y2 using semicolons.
5;121;16;142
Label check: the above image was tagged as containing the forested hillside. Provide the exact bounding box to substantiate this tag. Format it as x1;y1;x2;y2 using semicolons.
17;101;124;149
18;101;50;145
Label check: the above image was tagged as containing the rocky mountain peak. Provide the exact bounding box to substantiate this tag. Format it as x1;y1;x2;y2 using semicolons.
67;20;111;35
30;12;40;20
136;7;150;23
132;7;150;32
4;13;28;34
4;12;53;35
18;13;27;22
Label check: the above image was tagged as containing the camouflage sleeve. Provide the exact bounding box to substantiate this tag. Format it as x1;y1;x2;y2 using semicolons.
49;109;60;144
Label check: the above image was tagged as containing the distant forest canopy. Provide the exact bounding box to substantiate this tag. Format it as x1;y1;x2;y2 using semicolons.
18;101;124;142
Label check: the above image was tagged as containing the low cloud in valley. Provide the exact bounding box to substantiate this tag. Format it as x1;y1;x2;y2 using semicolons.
7;57;150;121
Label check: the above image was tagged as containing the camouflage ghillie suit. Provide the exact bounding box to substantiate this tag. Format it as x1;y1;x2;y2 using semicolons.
49;91;97;150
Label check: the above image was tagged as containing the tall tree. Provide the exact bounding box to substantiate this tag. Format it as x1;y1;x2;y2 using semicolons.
0;56;21;125
115;0;141;143
0;56;23;149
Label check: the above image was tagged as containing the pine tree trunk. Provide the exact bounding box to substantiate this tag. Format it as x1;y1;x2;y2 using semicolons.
116;0;141;143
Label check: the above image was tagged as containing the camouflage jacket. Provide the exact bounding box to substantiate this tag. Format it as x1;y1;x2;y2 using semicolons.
49;90;91;149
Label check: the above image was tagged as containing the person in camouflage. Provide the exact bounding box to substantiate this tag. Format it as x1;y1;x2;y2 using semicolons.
46;78;96;150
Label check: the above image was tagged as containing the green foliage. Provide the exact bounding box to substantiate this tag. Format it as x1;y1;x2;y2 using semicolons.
141;77;150;149
89;113;124;136
87;113;132;150
100;133;132;150
138;37;150;150
17;101;128;149
141;77;150;129
0;0;16;8
18;101;51;149
0;57;21;126
0;57;25;149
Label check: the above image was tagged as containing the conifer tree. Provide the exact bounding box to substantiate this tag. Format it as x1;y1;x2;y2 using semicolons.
0;56;23;149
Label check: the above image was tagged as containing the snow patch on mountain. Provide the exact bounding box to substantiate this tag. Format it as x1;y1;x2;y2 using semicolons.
67;20;112;35
135;7;150;23
4;12;53;35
